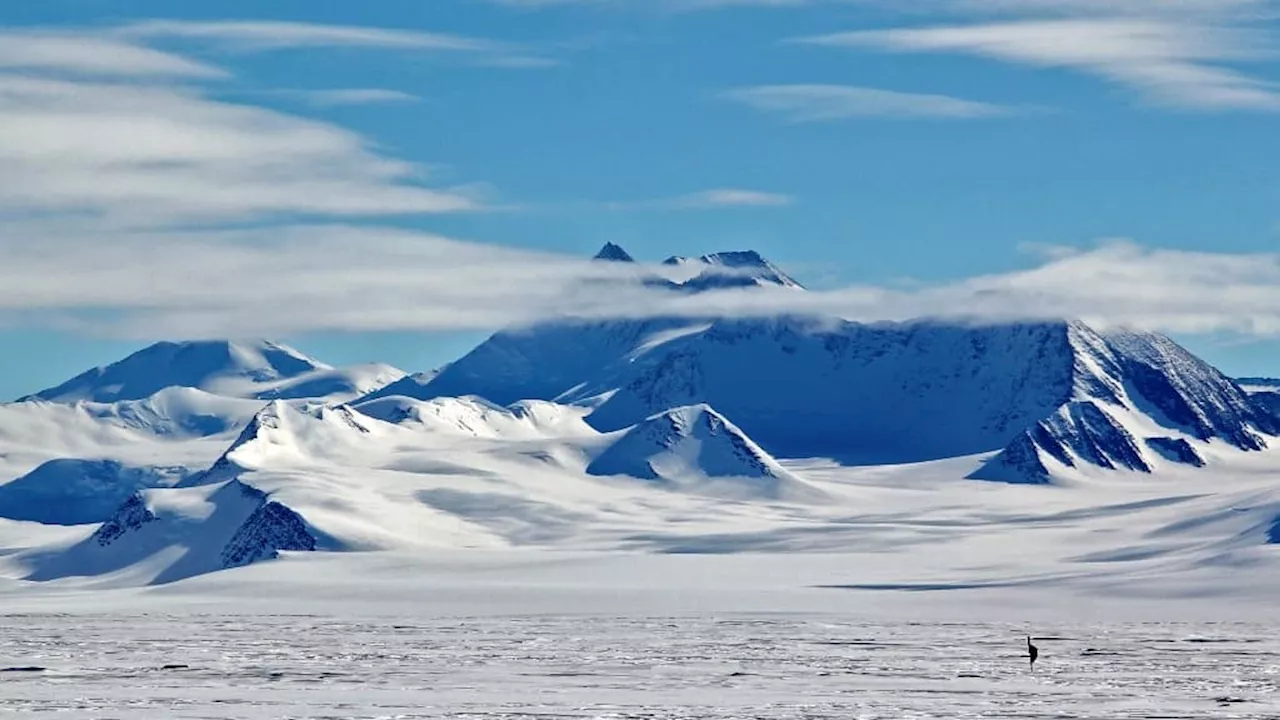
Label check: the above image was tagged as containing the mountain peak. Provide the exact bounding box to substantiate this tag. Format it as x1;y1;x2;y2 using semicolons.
593;242;635;263
21;339;327;404
586;403;820;500
659;249;802;290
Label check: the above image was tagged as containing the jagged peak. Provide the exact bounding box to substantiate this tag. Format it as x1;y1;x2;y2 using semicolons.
593;242;635;262
682;250;802;290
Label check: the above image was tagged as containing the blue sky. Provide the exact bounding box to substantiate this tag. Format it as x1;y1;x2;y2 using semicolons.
1;0;1280;398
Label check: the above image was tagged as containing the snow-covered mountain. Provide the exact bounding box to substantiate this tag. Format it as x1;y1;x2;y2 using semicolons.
22;339;404;407
587;404;821;501
352;368;443;405
253;363;406;403
973;327;1278;483
23;479;320;584
663;250;804;291
6;242;1280;588
0;459;185;526
370;276;1275;480
22;340;326;404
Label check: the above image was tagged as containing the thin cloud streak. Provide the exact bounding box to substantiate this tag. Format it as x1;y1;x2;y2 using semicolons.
270;88;422;106
673;188;795;208
116;19;504;53
724;84;1018;119
798;16;1280;111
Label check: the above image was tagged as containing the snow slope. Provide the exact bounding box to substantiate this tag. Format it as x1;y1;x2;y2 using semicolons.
21;340;326;403
351;368;442;404
20;478;319;585
0;459;186;525
251;362;406;403
665;250;805;290
587;404;823;501
406;308;1274;477
974;326;1277;483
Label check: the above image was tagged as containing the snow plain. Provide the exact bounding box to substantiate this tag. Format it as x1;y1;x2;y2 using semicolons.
6;442;1280;717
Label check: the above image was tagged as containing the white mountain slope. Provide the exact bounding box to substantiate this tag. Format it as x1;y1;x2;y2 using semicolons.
434;313;1273;478
0;459;186;526
587;404;823;501
22;340;326;404
973;328;1278;483
20;478;320;585
251;362;406;403
351;368;443;404
21;339;404;408
74;387;269;437
663;250;804;290
353;394;595;440
0;399;233;516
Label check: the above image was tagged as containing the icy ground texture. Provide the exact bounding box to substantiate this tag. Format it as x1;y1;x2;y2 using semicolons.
1;613;1278;719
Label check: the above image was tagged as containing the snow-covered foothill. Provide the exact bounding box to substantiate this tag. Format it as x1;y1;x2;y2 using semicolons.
587;404;824;501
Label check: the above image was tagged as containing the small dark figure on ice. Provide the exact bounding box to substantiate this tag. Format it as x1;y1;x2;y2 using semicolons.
1027;635;1039;670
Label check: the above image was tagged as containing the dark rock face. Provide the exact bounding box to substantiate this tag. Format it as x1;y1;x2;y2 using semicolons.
593;242;635;263
1145;437;1205;467
975;328;1276;483
972;401;1149;484
221;500;317;569
93;493;156;547
1247;391;1280;424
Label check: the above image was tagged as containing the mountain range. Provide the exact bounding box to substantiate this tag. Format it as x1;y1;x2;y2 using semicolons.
1;243;1278;586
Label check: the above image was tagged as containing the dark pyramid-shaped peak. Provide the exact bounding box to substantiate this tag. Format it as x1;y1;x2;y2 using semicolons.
593;242;635;263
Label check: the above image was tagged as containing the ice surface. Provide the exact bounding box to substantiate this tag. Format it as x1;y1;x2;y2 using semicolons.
1;610;1279;719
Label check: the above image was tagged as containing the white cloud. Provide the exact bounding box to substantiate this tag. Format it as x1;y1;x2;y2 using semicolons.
271;88;422;106
798;15;1280;111
1;231;1279;340
0;65;477;224
723;84;1016;119
116;19;503;53
0;31;224;78
673;188;795;208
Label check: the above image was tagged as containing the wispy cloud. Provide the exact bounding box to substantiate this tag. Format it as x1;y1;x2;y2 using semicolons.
0;31;224;78
3;230;1280;341
270;88;422;107
797;14;1280;111
0;27;484;228
116;19;504;53
724;84;1017;120
603;188;795;210
673;188;795;208
0;73;477;224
